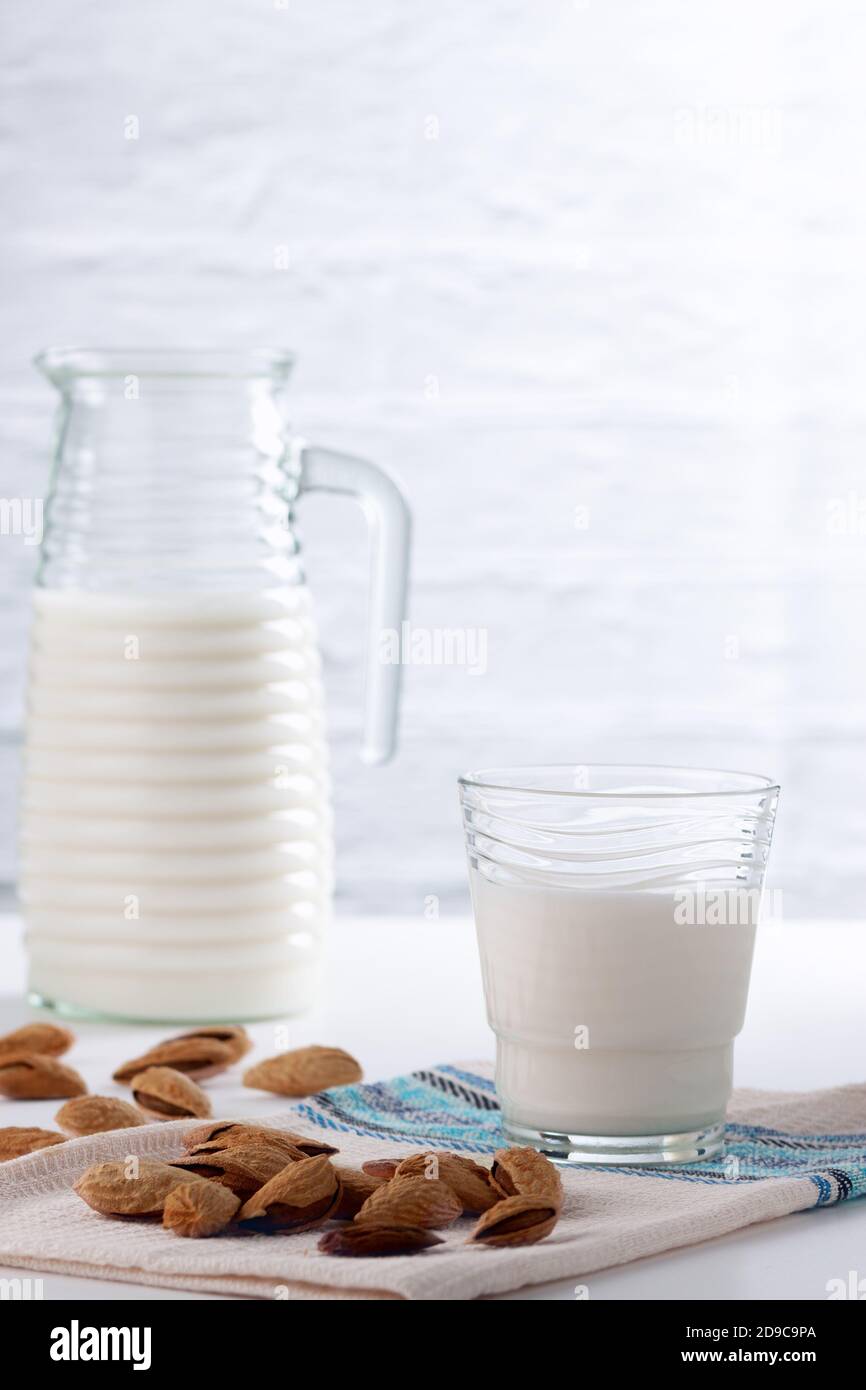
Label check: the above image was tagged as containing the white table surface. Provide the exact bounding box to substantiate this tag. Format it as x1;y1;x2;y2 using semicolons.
1;912;864;1302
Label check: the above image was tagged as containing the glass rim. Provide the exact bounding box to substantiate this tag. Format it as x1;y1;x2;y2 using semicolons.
457;763;780;800
33;347;295;383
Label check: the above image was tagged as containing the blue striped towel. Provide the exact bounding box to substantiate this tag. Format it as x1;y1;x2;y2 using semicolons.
295;1062;866;1207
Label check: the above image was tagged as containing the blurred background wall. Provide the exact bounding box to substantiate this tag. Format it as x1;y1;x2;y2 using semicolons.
2;0;864;916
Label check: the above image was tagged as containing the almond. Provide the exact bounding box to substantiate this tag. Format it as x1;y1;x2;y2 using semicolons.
130;1067;210;1120
0;1126;66;1160
0;1022;74;1058
0;1053;86;1100
171;1143;293;1196
113;1037;234;1084
238;1154;340;1231
355;1175;462;1230
361;1157;401;1180
490;1146;564;1207
183;1135;307;1165
165;1025;252;1064
55;1095;146;1137
183;1120;336;1159
468;1194;559;1247
74;1159;206;1216
332;1166;386;1219
319;1224;443;1257
394;1151;498;1213
243;1045;362;1097
163;1181;240;1237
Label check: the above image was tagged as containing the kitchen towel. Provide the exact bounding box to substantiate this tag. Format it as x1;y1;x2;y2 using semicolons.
0;1062;864;1301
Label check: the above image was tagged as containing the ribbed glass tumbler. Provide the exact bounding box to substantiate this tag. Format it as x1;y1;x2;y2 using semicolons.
459;766;779;1165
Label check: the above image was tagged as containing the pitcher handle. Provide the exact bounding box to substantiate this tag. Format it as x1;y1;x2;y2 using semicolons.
298;444;411;766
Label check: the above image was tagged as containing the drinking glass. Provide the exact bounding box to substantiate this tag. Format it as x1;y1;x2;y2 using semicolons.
459;765;779;1164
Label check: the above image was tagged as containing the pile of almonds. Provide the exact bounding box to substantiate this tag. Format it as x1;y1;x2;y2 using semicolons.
0;1019;565;1257
73;1124;563;1253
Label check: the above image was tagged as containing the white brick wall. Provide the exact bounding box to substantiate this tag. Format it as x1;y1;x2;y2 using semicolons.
1;0;865;914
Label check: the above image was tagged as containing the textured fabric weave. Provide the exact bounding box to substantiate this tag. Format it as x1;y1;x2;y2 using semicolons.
0;1062;864;1301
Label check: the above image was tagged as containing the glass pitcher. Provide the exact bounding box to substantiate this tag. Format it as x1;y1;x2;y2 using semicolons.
20;348;410;1022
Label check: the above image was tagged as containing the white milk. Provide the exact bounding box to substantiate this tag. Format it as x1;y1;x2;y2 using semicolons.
20;588;332;1021
470;870;758;1136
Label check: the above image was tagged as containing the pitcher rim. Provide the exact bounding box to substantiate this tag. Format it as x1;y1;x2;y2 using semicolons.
33;347;295;383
